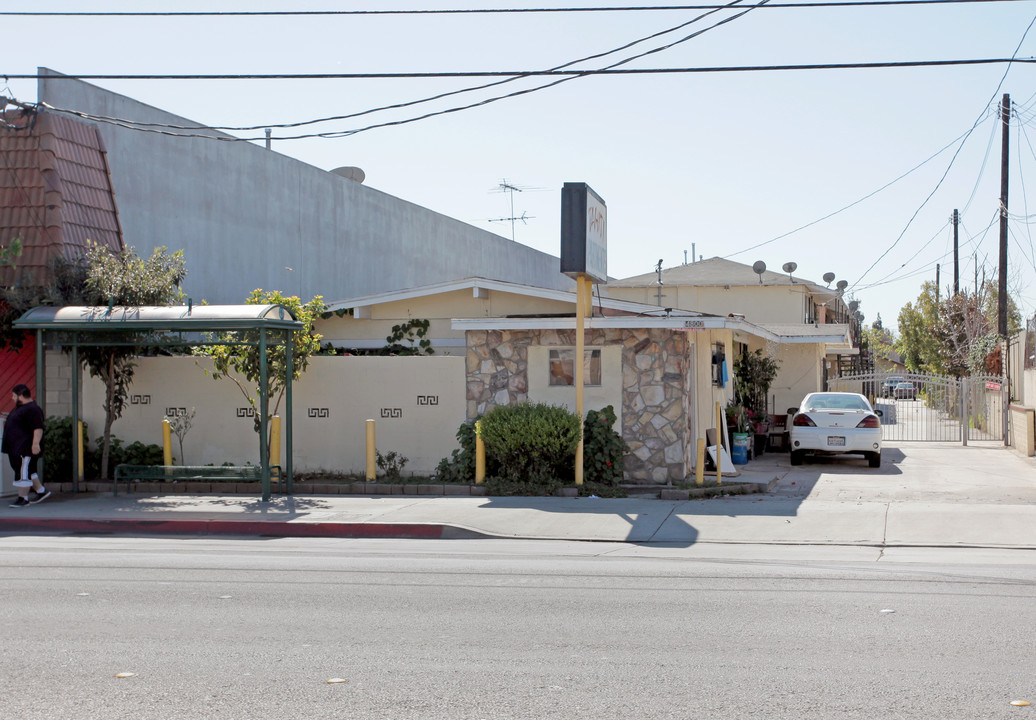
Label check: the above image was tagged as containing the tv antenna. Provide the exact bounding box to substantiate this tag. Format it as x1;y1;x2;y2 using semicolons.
782;262;798;283
489;179;542;241
752;260;767;284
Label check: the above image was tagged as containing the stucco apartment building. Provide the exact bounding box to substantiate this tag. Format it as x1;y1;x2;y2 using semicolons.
602;257;858;416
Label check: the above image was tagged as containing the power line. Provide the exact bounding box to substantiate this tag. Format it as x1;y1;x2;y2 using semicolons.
723;121;987;260
39;0;758;134
1;0;1025;15
849;10;1036;291
9;59;1033;82
41;0;780;143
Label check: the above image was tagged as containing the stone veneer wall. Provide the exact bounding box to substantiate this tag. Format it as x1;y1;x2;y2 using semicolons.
465;328;690;485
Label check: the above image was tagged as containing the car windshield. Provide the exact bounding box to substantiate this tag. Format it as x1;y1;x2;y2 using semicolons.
805;394;871;411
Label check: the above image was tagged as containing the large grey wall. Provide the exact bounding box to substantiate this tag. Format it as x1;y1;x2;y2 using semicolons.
39;70;572;304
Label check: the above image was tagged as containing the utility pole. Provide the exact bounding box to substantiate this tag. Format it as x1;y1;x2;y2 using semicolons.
952;209;959;295
936;264;940;303
998;93;1010;338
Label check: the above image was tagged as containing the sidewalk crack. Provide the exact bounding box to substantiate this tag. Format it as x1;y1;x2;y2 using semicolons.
877;502;891;560
644;503;680;543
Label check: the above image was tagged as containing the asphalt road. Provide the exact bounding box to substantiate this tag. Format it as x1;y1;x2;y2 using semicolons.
2;536;1034;719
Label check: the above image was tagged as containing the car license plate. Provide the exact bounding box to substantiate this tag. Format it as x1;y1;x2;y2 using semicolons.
827;436;846;447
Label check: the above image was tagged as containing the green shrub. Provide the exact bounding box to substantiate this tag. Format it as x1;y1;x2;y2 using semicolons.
43;416;89;480
478;403;581;486
41;416;164;480
582;405;627;485
376;450;409;479
433;420;481;483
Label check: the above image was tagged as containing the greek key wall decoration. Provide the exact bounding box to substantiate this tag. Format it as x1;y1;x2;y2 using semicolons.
417;395;439;406
130;394;152;405
237;407;256;418
381;408;403;418
165;407;187;417
308;408;330;418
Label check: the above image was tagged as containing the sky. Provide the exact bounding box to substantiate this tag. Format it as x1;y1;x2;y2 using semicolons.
4;0;1036;332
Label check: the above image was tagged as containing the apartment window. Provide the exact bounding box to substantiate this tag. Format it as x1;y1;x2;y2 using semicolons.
549;349;602;386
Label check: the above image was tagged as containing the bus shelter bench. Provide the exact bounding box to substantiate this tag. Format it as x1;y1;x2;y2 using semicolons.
114;464;277;495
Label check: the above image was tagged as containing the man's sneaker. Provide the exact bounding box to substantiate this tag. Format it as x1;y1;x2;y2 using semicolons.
30;489;51;504
9;497;30;508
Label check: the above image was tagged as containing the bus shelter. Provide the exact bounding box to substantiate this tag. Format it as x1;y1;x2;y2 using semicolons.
14;304;303;501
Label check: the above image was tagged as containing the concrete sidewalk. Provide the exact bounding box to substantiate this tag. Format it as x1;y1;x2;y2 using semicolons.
2;442;1035;548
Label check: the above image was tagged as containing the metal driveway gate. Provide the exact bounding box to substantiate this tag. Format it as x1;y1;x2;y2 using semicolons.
827;371;1007;444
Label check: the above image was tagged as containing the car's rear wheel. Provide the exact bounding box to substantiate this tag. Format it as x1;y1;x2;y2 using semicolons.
790;450;804;466
867;451;881;468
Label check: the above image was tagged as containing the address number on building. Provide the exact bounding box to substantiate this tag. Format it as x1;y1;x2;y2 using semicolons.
683;320;706;330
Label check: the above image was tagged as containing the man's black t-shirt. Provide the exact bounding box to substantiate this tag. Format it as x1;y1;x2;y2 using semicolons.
2;400;45;456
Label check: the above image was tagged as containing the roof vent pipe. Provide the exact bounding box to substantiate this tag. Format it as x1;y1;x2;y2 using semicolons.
265;129;272;150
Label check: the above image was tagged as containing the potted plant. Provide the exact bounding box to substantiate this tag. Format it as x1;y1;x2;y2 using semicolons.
726;402;751;464
734;349;781;457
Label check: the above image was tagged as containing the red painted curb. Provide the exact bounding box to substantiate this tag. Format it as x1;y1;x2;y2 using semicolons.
0;517;447;539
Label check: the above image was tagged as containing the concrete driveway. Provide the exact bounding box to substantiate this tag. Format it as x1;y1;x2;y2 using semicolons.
654;441;1036;548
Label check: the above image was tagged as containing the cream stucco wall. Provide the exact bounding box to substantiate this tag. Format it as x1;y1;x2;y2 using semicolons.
771;342;825;414
316;288;583;356
81;355;466;475
606;285;812;324
690;328;735;459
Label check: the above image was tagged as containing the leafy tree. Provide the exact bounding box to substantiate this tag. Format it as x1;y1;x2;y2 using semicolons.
81;245;187;477
897;279;1020;377
0;238;22;268
2;244;186;478
202;289;325;457
863;317;896;367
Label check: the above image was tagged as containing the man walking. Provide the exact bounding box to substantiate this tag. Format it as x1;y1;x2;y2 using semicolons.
3;384;49;507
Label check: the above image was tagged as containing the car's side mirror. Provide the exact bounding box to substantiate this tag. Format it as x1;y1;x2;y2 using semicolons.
787;407;798;414
875;409;883;418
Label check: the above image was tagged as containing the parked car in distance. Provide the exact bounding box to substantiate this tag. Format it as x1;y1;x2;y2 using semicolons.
789;392;882;468
881;376;906;397
893;382;916;400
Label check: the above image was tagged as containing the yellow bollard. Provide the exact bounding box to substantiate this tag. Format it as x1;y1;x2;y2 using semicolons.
365;419;376;480
162;419;172;466
715;401;723;485
77;421;85;481
696;438;705;486
475;424;485;484
270;416;281;469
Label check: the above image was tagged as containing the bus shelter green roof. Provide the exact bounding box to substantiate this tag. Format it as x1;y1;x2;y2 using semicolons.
13;304;302;333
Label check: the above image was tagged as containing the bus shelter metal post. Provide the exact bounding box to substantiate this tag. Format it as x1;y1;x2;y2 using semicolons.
284;329;293;495
71;341;80;492
259;329;270;502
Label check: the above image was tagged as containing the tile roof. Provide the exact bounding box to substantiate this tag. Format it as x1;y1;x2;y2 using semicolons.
0;108;123;287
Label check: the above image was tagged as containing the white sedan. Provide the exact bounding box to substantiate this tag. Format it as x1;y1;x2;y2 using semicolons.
789;392;883;468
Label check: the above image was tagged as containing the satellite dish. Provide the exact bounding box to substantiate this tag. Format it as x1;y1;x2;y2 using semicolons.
752;261;766;283
331;166;366;183
836;280;848;292
823;272;836;285
782;262;797;274
849;300;859;311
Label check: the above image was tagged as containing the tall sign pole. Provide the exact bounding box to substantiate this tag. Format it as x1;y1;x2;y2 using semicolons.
561;183;608;487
